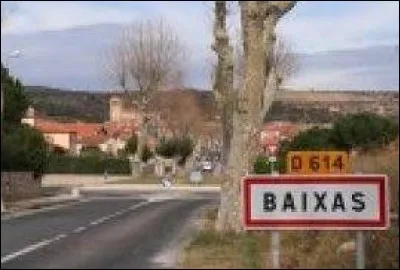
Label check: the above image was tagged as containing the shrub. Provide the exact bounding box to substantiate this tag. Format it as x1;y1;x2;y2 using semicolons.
156;136;194;165
276;128;338;173
141;145;153;162
125;134;138;155
46;153;130;174
330;112;398;151
1;124;49;178
156;137;177;158
253;156;272;174
274;113;399;173
176;136;194;165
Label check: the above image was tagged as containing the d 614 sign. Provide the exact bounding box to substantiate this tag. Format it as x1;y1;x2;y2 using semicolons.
287;151;351;174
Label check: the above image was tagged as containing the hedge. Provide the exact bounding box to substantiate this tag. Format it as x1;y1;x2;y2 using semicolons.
46;154;130;174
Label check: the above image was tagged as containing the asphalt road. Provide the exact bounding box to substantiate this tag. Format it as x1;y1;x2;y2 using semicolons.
1;192;219;269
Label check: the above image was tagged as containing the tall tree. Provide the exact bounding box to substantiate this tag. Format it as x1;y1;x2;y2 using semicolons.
212;1;234;169
1;63;29;129
214;1;297;232
107;18;188;176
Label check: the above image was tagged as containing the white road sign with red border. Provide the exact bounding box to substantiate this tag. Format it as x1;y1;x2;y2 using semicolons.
242;174;389;230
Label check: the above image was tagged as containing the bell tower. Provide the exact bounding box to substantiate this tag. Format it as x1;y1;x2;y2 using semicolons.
110;96;122;122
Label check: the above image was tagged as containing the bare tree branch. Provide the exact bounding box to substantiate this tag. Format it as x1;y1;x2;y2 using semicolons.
106;17;188;176
272;36;299;87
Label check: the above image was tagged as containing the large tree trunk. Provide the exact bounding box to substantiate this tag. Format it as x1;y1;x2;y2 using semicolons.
133;95;150;178
216;1;296;232
212;1;234;170
262;15;279;119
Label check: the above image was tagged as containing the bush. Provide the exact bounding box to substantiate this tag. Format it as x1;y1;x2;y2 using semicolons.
156;137;177;158
274;113;399;173
1;124;49;178
330;112;398;151
46;153;130;174
253;156;272;174
125;134;138;155
276;128;338;173
176;136;194;165
141;145;153;162
156;136;194;165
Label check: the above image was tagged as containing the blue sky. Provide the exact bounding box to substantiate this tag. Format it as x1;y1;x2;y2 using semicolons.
1;1;399;91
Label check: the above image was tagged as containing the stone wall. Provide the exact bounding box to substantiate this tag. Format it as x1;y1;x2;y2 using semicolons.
41;174;129;187
1;172;40;201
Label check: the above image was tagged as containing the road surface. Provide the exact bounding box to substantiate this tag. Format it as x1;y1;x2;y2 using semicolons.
1;191;218;269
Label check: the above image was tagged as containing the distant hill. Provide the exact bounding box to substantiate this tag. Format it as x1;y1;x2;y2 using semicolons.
25;86;398;124
25;86;110;122
24;86;216;123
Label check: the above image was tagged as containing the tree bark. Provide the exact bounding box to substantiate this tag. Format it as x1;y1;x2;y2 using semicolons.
216;1;296;232
212;1;234;170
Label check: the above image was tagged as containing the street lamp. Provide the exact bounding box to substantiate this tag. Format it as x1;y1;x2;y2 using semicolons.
3;49;22;68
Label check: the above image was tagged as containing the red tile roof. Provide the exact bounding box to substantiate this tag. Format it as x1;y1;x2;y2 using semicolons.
80;134;109;146
64;123;103;138
34;119;77;134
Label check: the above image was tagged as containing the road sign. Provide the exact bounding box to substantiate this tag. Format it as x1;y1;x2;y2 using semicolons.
242;174;389;230
268;144;278;155
287;151;351;174
269;156;277;162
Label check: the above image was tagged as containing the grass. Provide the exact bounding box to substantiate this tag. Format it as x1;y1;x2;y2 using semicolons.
180;207;270;269
181;139;399;269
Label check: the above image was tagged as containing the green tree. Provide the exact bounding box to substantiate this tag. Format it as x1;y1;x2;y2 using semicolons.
253;155;272;174
274;113;399;173
156;137;178;158
175;136;194;166
1;124;48;178
155;136;194;165
275;128;337;173
141;145;153;162
330;113;398;151
124;134;138;155
1;63;29;129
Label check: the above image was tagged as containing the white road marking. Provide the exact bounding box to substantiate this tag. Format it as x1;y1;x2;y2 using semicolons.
88;201;150;227
1;199;90;221
1;234;67;264
72;226;87;233
130;201;151;210
1;200;152;264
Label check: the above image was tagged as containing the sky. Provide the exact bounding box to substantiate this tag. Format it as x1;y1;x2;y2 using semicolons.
1;1;399;91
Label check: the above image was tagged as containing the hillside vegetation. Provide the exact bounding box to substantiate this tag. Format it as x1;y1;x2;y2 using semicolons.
25;86;109;122
25;86;398;124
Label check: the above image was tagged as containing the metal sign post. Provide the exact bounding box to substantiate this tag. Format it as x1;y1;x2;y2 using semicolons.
270;158;280;269
271;231;280;269
355;171;365;269
356;231;365;269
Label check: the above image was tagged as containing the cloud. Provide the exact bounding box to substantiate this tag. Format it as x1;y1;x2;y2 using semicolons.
1;1;398;91
278;1;399;52
1;1;142;34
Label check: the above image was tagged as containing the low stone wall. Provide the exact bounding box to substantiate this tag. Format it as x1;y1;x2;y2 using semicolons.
42;174;129;187
1;172;40;201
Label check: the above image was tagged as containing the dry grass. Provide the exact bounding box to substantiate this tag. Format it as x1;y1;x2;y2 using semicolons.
181;139;399;269
353;137;399;212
